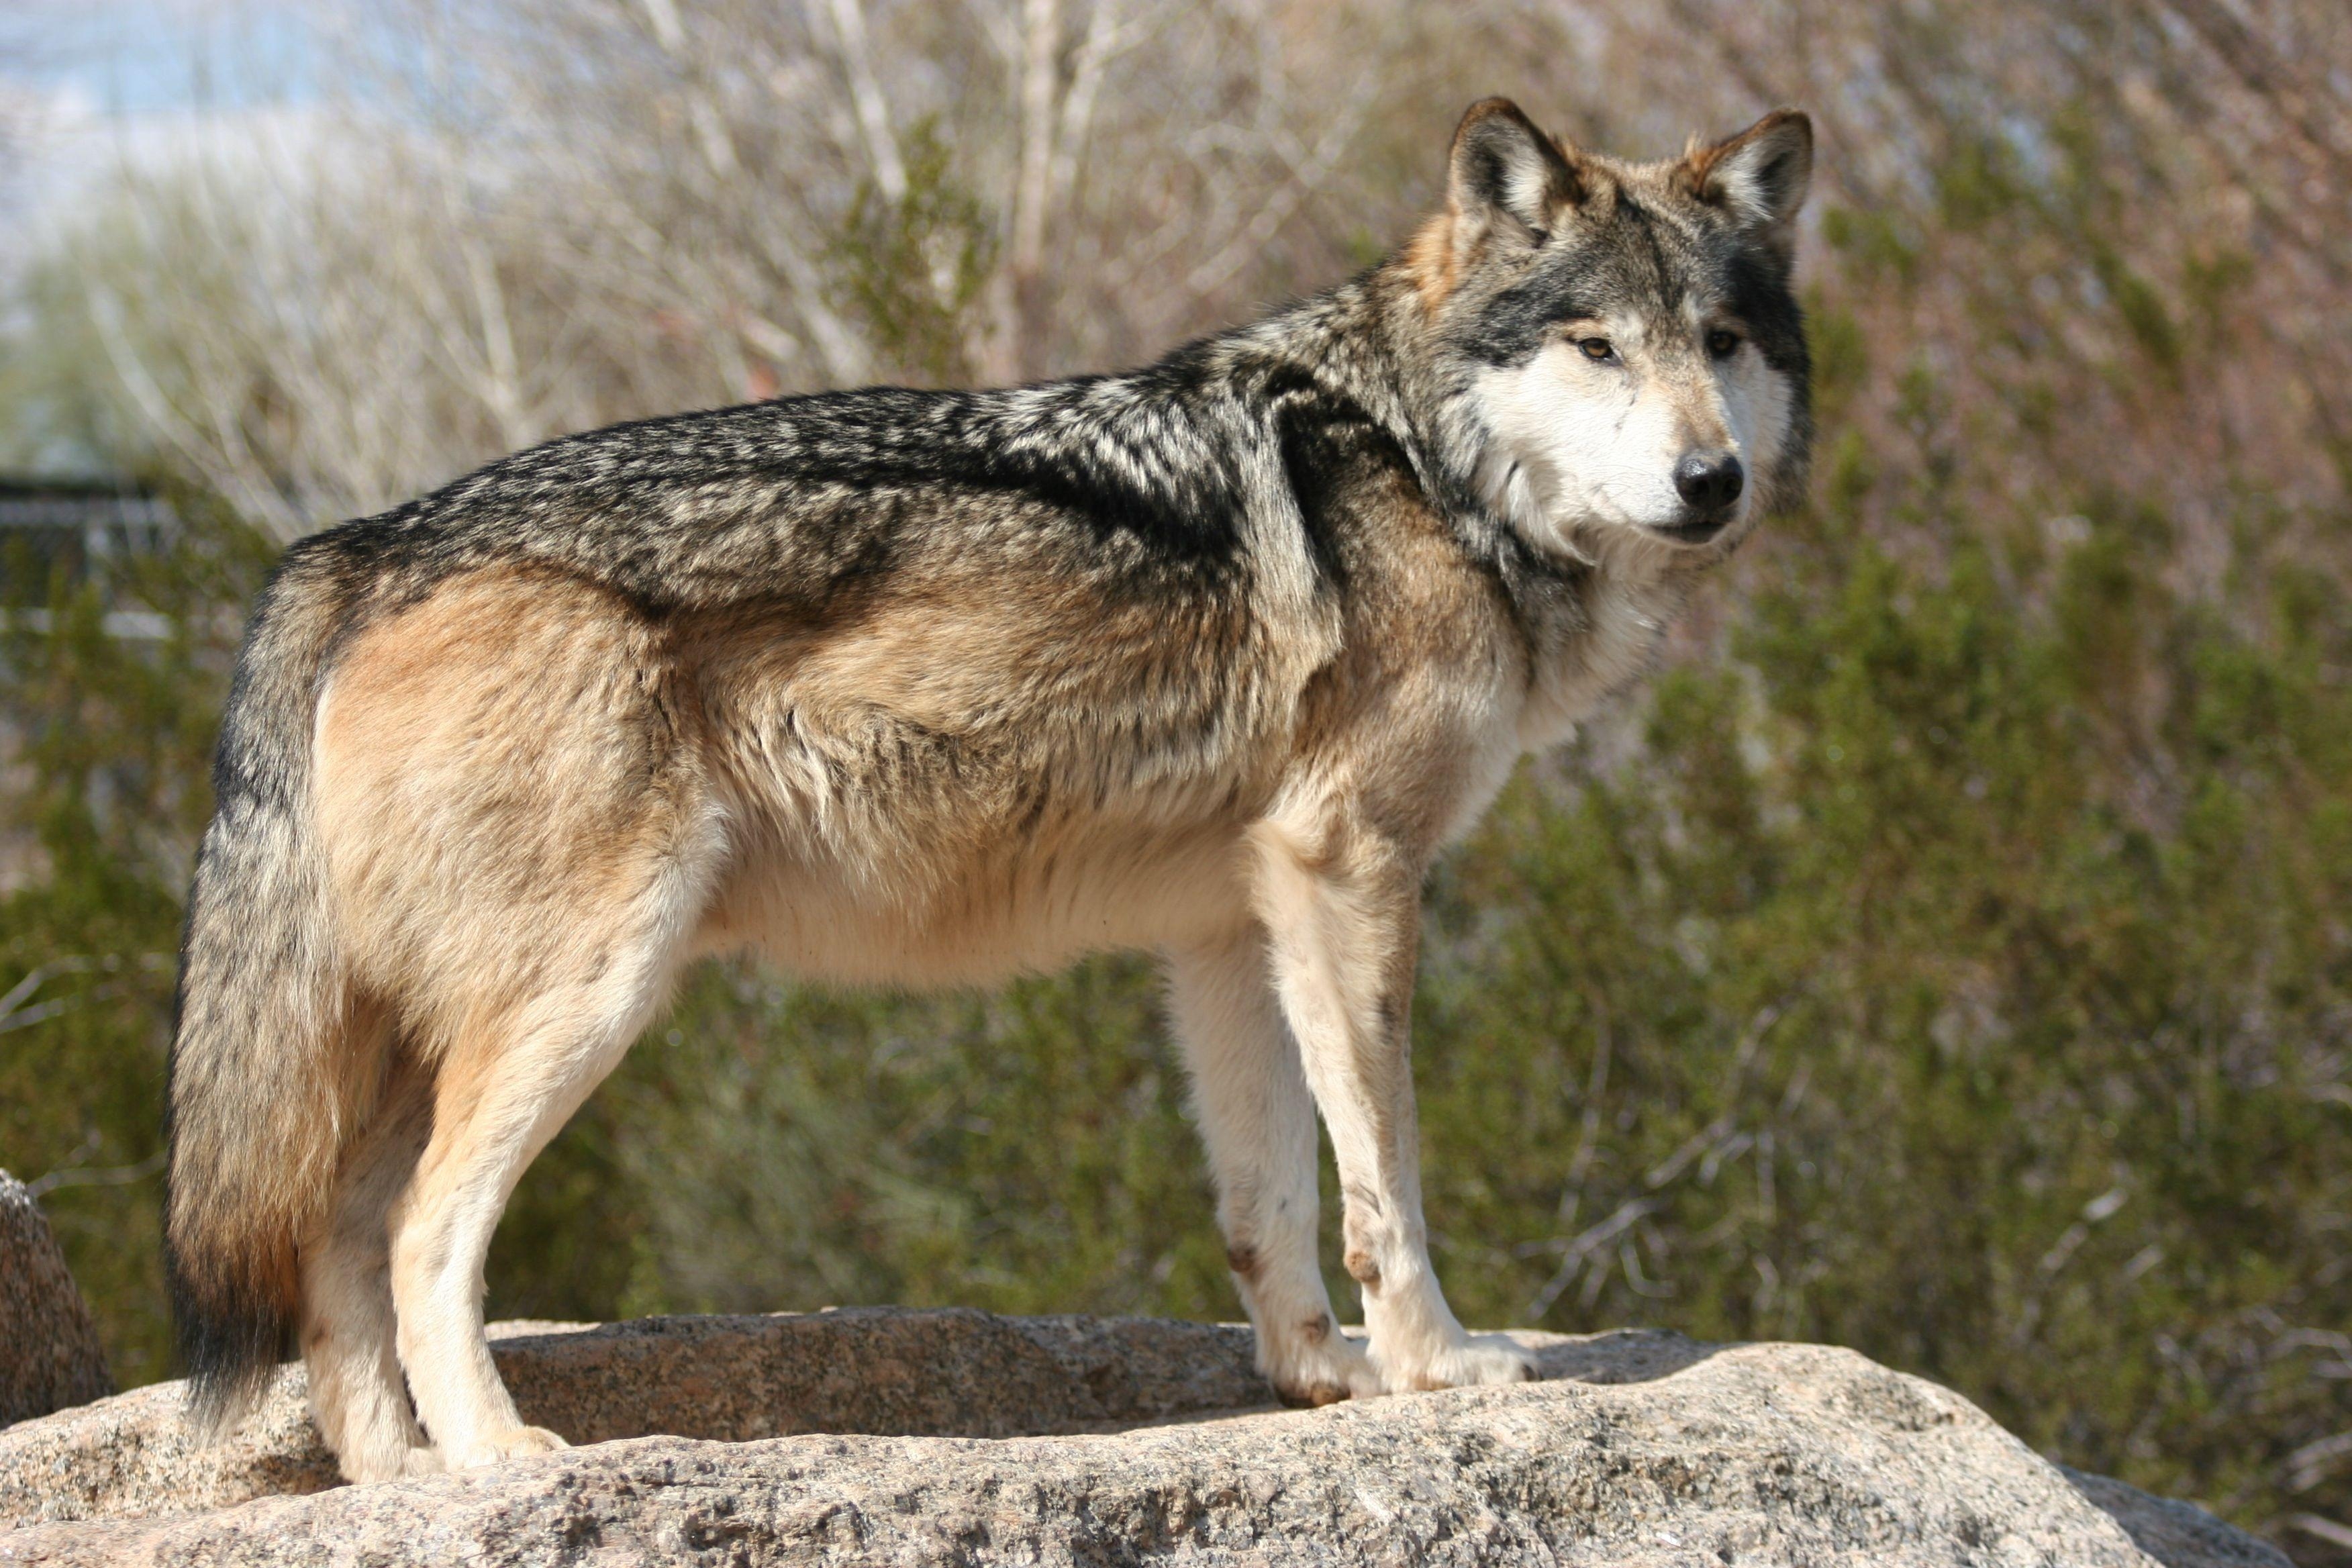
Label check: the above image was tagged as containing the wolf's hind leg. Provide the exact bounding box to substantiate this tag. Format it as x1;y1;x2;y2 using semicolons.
301;1042;438;1482
387;873;704;1470
1167;932;1377;1406
307;562;717;1469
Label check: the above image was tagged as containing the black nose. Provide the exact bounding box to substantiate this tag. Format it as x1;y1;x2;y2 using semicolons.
1673;451;1745;516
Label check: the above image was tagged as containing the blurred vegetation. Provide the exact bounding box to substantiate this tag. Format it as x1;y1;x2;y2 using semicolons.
0;490;270;1386
3;0;2351;1558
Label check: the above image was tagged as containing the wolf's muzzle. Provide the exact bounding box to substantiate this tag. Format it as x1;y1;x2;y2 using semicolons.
1656;450;1745;543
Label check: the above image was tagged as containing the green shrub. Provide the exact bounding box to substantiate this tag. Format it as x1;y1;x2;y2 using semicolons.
0;497;269;1388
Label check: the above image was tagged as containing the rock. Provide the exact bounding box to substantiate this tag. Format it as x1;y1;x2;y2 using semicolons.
0;1308;1271;1530
2060;1467;2293;1568
0;1310;2288;1567
0;1171;113;1428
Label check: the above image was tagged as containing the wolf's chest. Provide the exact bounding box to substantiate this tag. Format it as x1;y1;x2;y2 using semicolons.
1515;571;1681;755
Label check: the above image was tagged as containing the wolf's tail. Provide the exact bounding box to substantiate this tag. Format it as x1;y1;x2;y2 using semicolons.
164;542;371;1436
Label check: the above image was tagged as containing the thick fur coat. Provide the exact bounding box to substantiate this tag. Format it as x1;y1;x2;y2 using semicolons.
164;99;1815;1480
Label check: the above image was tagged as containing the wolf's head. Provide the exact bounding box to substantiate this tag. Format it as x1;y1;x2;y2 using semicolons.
1408;99;1813;561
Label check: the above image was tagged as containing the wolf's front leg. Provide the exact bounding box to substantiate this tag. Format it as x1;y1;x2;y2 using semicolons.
1167;934;1378;1406
1249;817;1535;1395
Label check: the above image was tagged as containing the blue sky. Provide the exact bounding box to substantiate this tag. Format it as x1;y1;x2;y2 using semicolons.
7;0;317;116
0;0;356;254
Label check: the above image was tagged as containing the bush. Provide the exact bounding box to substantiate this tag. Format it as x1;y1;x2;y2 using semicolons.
0;496;269;1388
1416;496;2352;1525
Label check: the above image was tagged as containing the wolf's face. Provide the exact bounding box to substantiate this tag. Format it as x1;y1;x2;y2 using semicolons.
1414;101;1814;558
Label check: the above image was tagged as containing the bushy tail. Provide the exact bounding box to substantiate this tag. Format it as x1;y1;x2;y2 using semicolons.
164;546;369;1436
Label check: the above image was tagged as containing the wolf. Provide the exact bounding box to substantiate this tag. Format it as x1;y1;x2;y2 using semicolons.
164;98;1812;1481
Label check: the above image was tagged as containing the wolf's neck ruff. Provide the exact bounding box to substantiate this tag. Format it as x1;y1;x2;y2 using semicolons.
162;99;1813;1483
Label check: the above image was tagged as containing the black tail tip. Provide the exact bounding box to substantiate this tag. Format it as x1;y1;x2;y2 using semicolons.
167;1248;295;1442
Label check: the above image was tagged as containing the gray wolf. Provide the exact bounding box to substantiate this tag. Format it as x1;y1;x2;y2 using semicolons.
164;98;1813;1481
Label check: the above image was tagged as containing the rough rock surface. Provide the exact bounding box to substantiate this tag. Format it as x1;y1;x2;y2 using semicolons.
0;1171;113;1427
0;1310;2284;1568
0;1308;1268;1528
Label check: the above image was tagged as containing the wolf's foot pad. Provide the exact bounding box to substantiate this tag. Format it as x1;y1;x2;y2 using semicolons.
1375;1331;1538;1394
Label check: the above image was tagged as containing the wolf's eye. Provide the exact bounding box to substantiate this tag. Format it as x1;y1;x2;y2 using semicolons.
1706;328;1743;359
1576;337;1616;362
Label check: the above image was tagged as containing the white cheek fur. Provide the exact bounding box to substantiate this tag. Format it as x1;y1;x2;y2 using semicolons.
1472;343;1690;546
1473;336;1799;553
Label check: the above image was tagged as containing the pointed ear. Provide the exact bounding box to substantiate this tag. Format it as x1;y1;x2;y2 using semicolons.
1684;109;1813;243
1447;97;1583;245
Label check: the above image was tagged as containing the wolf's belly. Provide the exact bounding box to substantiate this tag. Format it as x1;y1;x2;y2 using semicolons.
691;814;1256;985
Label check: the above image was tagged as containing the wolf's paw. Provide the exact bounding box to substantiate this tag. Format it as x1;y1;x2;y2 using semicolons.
1372;1330;1538;1394
1260;1322;1383;1407
337;1441;444;1485
452;1425;571;1469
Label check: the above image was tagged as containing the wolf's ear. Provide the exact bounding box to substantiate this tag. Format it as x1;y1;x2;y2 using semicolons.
1447;98;1583;246
1683;109;1813;245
